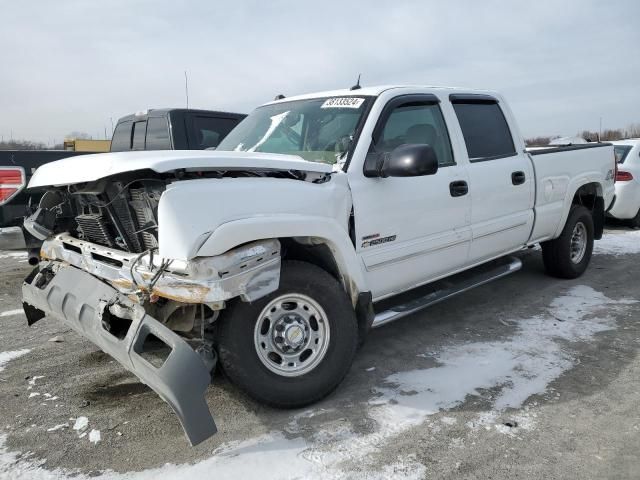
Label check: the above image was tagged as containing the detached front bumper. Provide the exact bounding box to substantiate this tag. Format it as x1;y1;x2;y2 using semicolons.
22;262;217;445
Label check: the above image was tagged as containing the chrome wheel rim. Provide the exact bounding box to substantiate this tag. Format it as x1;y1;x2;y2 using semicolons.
254;294;330;377
570;222;588;264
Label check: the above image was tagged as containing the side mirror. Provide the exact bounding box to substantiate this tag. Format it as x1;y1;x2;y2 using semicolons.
364;144;439;178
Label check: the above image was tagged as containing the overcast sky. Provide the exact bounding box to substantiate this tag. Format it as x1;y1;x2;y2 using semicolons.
1;0;638;144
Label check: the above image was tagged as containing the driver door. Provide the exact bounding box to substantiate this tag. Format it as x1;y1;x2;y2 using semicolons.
349;95;472;300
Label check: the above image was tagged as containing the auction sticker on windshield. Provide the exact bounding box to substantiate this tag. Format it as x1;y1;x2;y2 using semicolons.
321;97;365;109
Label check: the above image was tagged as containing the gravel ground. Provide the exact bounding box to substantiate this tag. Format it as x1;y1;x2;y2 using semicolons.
0;228;639;479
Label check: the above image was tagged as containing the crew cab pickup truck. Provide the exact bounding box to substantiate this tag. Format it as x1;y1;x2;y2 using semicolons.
0;109;245;255
20;86;616;445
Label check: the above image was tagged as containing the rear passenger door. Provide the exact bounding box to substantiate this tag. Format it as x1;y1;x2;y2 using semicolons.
450;94;534;263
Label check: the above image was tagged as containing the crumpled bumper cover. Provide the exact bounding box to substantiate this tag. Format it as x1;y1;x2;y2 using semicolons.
22;262;217;446
39;233;281;305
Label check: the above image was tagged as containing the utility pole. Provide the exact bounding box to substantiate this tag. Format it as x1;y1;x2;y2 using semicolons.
599;117;602;140
110;117;114;136
184;71;189;109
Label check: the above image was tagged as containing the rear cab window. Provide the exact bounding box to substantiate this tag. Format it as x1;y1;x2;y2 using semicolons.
110;120;133;151
450;95;516;161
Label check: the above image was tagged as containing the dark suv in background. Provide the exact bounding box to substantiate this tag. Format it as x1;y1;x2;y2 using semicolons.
0;108;246;254
110;109;246;151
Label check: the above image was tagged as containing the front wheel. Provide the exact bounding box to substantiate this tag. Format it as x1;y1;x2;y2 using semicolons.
541;205;594;279
217;260;358;408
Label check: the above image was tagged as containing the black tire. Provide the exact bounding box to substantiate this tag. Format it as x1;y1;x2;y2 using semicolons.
630;208;640;229
217;260;358;408
541;205;594;279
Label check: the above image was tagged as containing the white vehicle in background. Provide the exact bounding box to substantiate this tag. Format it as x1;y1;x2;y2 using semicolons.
20;85;616;445
609;139;640;227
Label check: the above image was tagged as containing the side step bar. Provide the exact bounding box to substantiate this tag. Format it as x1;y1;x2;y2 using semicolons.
372;256;522;328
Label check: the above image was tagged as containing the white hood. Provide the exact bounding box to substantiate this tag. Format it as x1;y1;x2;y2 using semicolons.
28;150;333;188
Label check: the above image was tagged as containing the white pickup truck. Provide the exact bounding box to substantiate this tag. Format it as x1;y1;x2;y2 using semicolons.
20;85;616;445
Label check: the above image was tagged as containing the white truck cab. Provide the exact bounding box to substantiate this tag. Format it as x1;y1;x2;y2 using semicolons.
21;85;616;444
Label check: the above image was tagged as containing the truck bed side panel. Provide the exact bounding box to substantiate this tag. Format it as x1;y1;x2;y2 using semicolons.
528;144;615;243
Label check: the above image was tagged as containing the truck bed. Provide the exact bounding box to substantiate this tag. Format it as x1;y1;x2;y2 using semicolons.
527;143;615;243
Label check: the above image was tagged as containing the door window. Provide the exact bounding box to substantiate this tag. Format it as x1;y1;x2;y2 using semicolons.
451;101;516;161
374;102;455;166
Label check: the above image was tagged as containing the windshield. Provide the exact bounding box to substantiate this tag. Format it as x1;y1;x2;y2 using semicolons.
216;96;372;164
614;145;633;164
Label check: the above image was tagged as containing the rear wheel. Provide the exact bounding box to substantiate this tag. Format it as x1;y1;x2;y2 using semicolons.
217;261;358;408
542;205;594;279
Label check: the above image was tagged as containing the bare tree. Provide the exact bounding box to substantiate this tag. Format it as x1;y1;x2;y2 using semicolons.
525;136;553;147
0;139;47;150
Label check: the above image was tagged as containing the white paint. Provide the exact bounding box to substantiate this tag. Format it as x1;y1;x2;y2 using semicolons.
72;417;88;432
0;349;30;373
89;430;101;445
0;309;23;318
27;150;331;188
0;286;634;479
594;230;640;255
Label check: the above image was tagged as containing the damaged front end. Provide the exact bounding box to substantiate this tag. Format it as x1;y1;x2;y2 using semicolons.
21;173;282;445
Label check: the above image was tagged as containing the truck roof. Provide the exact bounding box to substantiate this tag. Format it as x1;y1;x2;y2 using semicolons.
265;85;498;106
116;108;245;123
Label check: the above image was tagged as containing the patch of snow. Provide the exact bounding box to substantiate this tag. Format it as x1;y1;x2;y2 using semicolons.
0;251;27;260
89;430;101;445
72;417;88;432
365;367;376;372
28;393;39;399
28;376;44;387
0;309;23;318
0;349;30;373
46;424;68;433
440;416;457;425
371;285;635;430
594;230;640;255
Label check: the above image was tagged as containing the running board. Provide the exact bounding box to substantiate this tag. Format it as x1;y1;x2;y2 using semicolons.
371;256;522;328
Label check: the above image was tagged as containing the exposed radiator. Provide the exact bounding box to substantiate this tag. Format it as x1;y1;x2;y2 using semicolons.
129;188;158;250
75;213;115;248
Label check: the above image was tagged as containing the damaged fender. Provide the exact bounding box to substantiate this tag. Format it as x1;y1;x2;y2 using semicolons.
22;262;216;445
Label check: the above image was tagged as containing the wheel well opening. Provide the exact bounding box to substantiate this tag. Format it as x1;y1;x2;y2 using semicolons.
572;182;605;240
280;238;341;284
279;238;373;343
